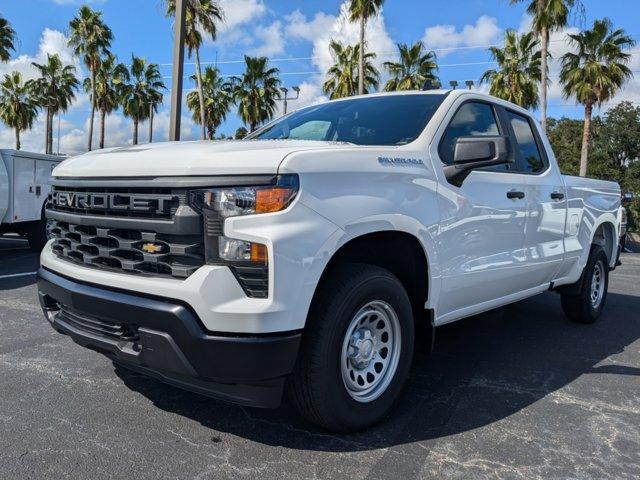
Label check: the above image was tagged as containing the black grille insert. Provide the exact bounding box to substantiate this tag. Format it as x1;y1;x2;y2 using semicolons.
50;221;204;279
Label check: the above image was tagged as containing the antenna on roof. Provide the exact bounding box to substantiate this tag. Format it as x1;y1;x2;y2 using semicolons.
422;79;441;91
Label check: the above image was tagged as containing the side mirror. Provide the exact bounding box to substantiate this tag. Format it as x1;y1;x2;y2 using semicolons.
622;192;634;205
444;136;513;187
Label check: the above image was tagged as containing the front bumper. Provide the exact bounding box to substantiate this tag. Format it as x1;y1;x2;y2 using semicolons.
37;268;301;408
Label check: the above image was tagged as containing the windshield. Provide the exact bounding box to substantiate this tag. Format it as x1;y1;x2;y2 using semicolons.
249;94;445;146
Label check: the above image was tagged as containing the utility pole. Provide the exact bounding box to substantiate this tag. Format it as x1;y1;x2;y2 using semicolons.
280;86;300;115
169;0;187;141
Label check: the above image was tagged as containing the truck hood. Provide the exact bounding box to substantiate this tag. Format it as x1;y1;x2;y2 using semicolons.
53;140;347;178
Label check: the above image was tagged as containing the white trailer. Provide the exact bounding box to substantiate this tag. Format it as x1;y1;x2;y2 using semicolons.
0;149;64;249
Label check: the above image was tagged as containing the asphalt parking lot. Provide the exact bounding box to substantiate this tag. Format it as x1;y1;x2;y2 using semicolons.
1;235;639;480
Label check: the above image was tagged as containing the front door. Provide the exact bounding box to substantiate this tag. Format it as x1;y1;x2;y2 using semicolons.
433;100;530;321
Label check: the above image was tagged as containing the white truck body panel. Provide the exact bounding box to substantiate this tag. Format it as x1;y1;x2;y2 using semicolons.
0;150;63;226
41;90;621;335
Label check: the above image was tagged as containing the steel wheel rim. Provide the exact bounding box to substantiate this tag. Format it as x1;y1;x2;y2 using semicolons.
340;300;401;403
590;261;605;308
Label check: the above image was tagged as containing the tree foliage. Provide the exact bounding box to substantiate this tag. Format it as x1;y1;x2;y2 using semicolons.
323;40;379;99
186;66;233;139
480;30;543;109
0;15;16;62
383;41;438;91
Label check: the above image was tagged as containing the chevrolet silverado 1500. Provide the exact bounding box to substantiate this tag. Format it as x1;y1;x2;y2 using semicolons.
37;90;622;432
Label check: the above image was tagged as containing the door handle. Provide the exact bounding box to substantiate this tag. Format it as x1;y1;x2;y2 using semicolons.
550;192;565;200
507;190;525;200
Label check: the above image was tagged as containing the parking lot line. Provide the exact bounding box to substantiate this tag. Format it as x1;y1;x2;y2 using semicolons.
0;271;37;279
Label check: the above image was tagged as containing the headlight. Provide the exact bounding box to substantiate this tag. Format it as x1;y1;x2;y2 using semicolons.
193;175;298;281
202;174;299;218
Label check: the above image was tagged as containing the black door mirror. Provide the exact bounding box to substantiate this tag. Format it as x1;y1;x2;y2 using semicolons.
444;136;513;186
622;192;634;205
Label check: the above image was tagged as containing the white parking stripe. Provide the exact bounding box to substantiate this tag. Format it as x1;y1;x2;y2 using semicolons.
0;271;38;280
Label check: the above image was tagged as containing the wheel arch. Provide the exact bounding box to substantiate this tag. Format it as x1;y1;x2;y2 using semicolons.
307;229;436;353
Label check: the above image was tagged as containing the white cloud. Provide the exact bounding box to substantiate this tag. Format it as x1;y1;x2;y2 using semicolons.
285;10;336;43
422;16;502;56
215;0;267;46
249;21;285;57
0;28;80;81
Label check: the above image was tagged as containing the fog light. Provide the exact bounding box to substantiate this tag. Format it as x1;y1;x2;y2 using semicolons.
218;236;268;265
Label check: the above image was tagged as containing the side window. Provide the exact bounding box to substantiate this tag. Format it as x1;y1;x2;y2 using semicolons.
506;111;545;173
438;102;501;165
289;120;331;141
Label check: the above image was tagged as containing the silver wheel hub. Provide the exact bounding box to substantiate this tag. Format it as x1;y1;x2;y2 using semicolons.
341;300;401;403
590;261;605;308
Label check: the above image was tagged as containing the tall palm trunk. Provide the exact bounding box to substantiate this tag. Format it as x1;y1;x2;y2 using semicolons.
99;108;106;149
133;118;139;145
358;17;365;95
15;127;20;150
148;104;154;143
194;47;207;140
47;111;54;154
45;108;51;154
579;104;593;177
540;26;548;131
88;68;96;151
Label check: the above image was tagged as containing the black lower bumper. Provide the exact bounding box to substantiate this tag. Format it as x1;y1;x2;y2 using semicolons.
37;268;301;408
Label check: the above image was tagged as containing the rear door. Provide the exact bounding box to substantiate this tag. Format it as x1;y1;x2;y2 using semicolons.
433;100;530;320
12;155;37;222
503;109;567;286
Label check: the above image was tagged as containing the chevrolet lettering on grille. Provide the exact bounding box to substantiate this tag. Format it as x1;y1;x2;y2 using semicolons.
50;191;178;215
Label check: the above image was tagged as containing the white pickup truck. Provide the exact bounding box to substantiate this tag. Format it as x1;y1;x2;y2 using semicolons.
37;90;622;432
1;150;62;248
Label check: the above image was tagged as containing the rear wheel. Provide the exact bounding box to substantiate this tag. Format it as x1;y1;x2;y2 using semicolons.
287;263;414;432
561;245;609;324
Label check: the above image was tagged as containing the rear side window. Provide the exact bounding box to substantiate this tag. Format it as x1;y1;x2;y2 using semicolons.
438;102;501;165
506;111;545;173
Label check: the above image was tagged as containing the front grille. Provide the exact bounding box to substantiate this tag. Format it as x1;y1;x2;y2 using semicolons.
50;221;204;279
48;185;205;279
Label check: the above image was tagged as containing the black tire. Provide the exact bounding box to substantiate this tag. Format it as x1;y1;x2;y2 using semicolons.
561;245;609;324
26;212;49;251
287;263;414;432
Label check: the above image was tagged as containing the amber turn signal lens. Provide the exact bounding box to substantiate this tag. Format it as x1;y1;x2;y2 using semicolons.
250;243;268;264
256;188;294;214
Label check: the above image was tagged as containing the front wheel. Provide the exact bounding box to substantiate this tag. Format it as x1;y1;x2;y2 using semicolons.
561;245;609;324
287;264;414;432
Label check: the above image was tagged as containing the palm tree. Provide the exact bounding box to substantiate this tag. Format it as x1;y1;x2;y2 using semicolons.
187;66;233;139
31;54;79;154
323;40;379;99
68;5;113;151
480;30;543;109
348;0;385;95
165;0;224;140
120;56;166;145
232;56;281;132
147;79;165;144
384;42;438;91
0;15;16;62
561;18;635;177
0;72;39;150
510;0;582;130
84;53;128;149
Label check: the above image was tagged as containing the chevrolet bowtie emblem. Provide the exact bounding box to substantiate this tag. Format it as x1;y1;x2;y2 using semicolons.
141;243;163;254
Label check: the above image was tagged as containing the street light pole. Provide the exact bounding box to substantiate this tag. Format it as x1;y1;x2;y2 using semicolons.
169;0;187;141
280;86;300;115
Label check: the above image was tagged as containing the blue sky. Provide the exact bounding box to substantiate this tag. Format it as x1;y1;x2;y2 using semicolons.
0;0;638;154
